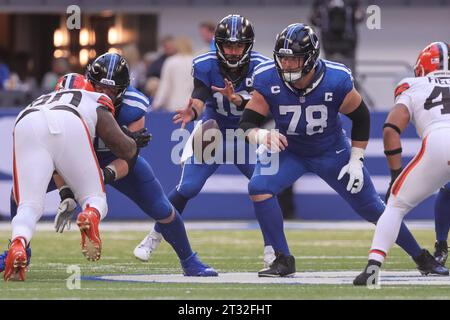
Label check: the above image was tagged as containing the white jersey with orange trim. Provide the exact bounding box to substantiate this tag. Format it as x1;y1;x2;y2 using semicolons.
394;71;450;138
17;89;114;140
11;89;110;244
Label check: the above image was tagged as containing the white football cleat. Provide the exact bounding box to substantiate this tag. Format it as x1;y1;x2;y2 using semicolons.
134;230;163;262
263;245;276;268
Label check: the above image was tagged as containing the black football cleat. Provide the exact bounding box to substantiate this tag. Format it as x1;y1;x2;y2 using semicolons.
353;260;381;286
258;252;296;277
413;249;449;276
434;241;448;266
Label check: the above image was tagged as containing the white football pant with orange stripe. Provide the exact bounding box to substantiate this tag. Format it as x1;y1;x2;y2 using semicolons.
12;109;107;244
369;128;450;262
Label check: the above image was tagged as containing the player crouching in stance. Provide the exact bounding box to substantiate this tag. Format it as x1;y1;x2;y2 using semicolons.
239;24;446;277
4;74;148;281
354;42;450;286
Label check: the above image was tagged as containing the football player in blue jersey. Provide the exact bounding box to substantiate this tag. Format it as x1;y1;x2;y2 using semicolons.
238;23;448;277
133;14;277;267
0;53;217;277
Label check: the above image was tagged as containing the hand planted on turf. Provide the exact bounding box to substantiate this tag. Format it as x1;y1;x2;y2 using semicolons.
54;197;77;233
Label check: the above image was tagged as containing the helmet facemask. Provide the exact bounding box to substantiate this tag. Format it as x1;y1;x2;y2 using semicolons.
216;39;253;85
274;49;318;83
216;39;253;69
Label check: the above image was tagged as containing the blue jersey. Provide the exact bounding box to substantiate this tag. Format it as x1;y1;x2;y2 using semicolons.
252;59;354;157
192;51;270;130
94;85;152;166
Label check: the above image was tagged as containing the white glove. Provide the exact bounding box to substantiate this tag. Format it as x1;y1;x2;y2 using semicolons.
337;147;365;194
54;197;77;233
253;129;287;154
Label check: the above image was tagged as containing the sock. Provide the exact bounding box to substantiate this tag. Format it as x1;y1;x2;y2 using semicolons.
435;188;450;242
157;211;193;261
370;205;406;263
368;250;387;264
155;189;190;234
253;197;290;256
356;200;421;258
10;192;18;220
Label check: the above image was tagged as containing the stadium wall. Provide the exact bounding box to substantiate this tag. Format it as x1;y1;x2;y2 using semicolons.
0;108;436;221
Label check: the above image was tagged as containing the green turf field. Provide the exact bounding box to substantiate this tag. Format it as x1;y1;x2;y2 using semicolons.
0;224;449;300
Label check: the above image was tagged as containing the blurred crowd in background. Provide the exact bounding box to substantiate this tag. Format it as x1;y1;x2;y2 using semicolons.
0;19;217;112
0;0;367;113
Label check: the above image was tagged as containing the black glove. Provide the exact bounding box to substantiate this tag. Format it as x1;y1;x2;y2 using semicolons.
385;167;403;203
121;126;152;148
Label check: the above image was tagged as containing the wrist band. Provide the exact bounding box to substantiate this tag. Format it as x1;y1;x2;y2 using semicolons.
384;148;402;156
191;107;198;121
59;186;75;201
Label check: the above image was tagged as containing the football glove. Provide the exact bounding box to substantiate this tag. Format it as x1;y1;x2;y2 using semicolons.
338;147;365;194
385;167;403;203
54;186;77;233
121;126;152;148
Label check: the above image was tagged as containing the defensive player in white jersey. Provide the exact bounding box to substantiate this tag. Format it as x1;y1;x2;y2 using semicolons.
354;42;450;285
4;74;150;281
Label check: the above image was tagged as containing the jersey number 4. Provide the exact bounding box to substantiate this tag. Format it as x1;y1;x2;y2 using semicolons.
424;86;450;114
279;105;328;136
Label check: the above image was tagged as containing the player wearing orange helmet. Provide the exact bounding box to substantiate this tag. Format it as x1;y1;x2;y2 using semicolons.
354;42;450;286
3;73;149;281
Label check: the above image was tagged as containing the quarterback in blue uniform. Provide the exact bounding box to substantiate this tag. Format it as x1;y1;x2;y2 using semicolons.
238;23;447;277
133;15;276;266
0;53;217;277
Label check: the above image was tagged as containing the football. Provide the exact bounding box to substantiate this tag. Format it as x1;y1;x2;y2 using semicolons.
192;119;221;163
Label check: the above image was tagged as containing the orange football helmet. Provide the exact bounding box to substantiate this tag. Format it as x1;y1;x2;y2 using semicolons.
414;42;449;77
55;73;94;91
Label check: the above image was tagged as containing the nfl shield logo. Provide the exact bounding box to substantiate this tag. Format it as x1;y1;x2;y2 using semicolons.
299;96;305;103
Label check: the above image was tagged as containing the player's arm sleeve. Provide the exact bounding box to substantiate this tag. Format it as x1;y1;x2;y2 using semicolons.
239;107;266;131
238;69;269;132
191;77;212;102
344;99;370;141
190;59;212;102
340;72;370;141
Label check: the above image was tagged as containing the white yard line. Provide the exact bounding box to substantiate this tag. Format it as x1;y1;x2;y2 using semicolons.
87;271;450;286
0;220;436;232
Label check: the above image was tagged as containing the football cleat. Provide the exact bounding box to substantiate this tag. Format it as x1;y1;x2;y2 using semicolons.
133;230;163;262
263;245;276;269
181;252;218;277
0;242;32;273
258;252;296;277
353;260;382;286
4;237;27;281
77;206;102;262
413;249;449;276
434;241;448;266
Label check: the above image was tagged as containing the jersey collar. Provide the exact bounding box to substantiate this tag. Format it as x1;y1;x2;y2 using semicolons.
427;70;450;77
